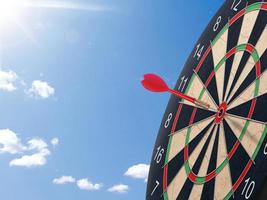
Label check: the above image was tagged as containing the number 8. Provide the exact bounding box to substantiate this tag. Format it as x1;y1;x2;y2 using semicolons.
213;16;222;32
164;113;173;128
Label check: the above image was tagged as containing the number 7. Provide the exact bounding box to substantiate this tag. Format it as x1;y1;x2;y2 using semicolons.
151;180;160;196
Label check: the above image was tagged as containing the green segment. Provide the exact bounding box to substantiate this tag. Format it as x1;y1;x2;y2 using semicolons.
252;50;260;62
185;161;191;175
255;78;260;97
246;2;262;12
215;56;227;72
185;128;192;145
212;24;228;46
164;192;169;200
237;44;246;51
164;3;265;200
164;135;173;164
184;74;195;95
199;88;206;99
196;177;205;184
224;190;234;200
216;159;229;174
239;121;250;141
252;126;267;160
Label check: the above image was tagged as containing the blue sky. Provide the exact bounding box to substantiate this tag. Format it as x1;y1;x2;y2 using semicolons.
0;0;223;199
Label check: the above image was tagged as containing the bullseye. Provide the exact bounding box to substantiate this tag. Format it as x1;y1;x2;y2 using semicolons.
215;102;227;124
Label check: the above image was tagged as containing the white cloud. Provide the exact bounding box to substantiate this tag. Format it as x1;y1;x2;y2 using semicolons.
108;184;129;194
77;179;102;191
28;138;48;151
0;129;26;154
0;70;18;92
51;138;59;147
124;164;150;181
28;80;55;99
9;138;51;167
53;176;76;185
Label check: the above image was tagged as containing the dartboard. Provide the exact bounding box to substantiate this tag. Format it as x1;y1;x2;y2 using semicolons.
145;1;267;200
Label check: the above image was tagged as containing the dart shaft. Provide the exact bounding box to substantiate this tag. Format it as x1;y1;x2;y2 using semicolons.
194;99;210;110
169;89;195;103
169;89;210;110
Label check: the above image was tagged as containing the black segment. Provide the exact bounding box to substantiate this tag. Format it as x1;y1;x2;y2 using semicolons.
196;51;220;106
207;76;220;106
146;1;267;199
228;94;267;123
229;49;267;105
201;125;220;200
226;9;267;102
225;52;251;101
167;121;214;187
228;67;256;105
176;125;216;200
223;12;244;101
247;10;267;46
174;104;214;132
146;95;180;200
223;120;251;185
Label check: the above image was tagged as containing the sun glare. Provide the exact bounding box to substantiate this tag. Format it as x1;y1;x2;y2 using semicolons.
0;0;23;28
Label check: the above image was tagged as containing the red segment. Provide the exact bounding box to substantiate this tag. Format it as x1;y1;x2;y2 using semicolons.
205;170;217;182
248;98;257;119
184;145;189;162
246;44;255;53
171;104;183;133
256;61;261;77
205;70;215;87
195;46;212;73
229;9;245;25
163;165;168;192
189;108;197;125
188;172;197;182
228;141;240;160
262;3;267;10
226;47;237;59
215;102;227;124
232;160;253;192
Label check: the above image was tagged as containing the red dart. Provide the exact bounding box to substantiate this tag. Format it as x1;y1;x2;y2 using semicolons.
141;73;210;110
